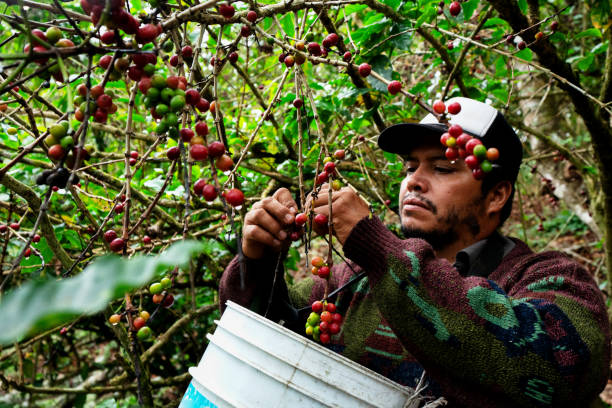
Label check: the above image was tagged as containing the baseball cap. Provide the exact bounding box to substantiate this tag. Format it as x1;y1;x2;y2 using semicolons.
378;97;523;182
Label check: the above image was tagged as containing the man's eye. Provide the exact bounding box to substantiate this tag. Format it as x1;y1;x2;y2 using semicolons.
406;167;416;174
435;167;453;173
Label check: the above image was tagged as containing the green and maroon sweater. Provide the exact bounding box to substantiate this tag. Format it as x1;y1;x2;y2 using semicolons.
219;216;610;407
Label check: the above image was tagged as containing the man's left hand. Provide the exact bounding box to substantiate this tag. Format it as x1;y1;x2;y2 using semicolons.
309;184;370;245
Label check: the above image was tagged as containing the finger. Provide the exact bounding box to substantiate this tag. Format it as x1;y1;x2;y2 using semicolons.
272;188;298;212
259;196;297;225
243;224;282;249
244;207;288;241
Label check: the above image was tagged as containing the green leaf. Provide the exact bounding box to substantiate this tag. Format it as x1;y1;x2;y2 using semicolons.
574;28;602;40
577;54;594;71
517;0;527;14
461;0;480;20
515;48;533;61
280;14;295;37
0;240;204;345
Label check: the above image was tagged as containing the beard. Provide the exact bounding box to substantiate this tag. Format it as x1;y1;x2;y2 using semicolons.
400;195;483;251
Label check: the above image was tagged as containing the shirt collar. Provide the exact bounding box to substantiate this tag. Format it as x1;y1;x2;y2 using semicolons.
453;231;515;277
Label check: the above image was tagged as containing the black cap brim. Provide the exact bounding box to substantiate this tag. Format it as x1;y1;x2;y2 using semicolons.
378;122;450;154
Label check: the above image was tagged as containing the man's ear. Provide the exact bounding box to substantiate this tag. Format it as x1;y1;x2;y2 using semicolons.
485;180;512;217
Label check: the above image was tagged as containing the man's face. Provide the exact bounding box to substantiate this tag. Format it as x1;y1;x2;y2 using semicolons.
398;143;486;250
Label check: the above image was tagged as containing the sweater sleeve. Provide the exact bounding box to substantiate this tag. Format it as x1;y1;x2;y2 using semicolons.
343;215;610;408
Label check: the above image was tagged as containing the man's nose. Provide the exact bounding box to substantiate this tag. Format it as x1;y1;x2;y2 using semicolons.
404;170;429;193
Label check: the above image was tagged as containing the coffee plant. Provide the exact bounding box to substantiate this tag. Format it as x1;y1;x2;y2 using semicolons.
0;0;611;406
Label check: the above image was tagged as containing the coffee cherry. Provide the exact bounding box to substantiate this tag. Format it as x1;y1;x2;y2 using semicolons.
343;51;352;62
319;332;330;344
137;326;152;340
464;155;479;170
295;213;307;226
329;322;340;334
104;230;117;243
323;161;336;174
228;51;238;63
449;1;461;16
473;144;487;160
445;147;458;160
486;147;499;161
109;314;121;325
110;238;125;252
293;98;303;109
358;63;371;77
311;266;320;275
447;101;461;115
114;203;124;214
10;222;20;231
456;133;471;147
190;144;208;161
312;300;323;314
387;80;401;95
322;33;339;48
208;141;225;158
534;31;544;41
240;25;252;37
133;316;146;330
432;100;446;114
166;146;180;160
162;293;175;308
311;256;325;267
472;168;485;180
316;171;329;185
100;30;115;44
193;179;206;196
169;55;179;67
517;40;526;50
160;277;172;289
32;234;41;243
152;293;163;304
225;188;245;207
136;24;159;44
313;213;328;226
480;160;493;173
195;122;209;136
181;45;193;58
196;98;210;112
143;235;152;245
320;311;332;323
216;154;234;171
246;10;257;23
307;42;321;56
550;21;559;31
219;3;235;18
318;266;330;279
448;124;463;138
149;282;163;294
465;138;482;154
202;184;218;202
284;55;295;67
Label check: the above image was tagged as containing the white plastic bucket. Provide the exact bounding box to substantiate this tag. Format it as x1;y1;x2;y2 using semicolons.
179;300;420;408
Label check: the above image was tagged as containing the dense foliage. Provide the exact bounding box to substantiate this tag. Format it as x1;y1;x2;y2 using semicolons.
0;0;610;406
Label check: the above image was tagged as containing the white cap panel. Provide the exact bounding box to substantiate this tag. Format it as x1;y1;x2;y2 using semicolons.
419;97;497;138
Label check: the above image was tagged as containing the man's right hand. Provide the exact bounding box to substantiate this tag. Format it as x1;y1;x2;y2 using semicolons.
242;188;298;259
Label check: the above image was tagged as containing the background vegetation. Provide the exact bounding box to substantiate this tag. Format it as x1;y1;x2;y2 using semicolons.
0;0;610;406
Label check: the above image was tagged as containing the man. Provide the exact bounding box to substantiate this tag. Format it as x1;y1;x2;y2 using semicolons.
220;97;610;407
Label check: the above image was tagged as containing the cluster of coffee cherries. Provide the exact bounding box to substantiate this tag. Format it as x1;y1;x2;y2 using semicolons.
25;28;74;81
109;309;154;341
74;82;119;123
305;300;343;344
81;0;139;35
309;256;331;279
433;100;499;180
104;229;126;253
149;275;174;307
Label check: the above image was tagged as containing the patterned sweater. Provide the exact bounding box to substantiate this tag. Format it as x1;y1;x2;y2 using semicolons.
219;216;610;407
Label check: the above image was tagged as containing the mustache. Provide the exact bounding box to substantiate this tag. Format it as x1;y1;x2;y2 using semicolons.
401;193;437;214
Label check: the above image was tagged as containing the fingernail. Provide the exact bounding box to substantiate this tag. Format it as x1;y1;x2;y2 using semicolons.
285;214;293;223
273;239;281;246
279;231;287;240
